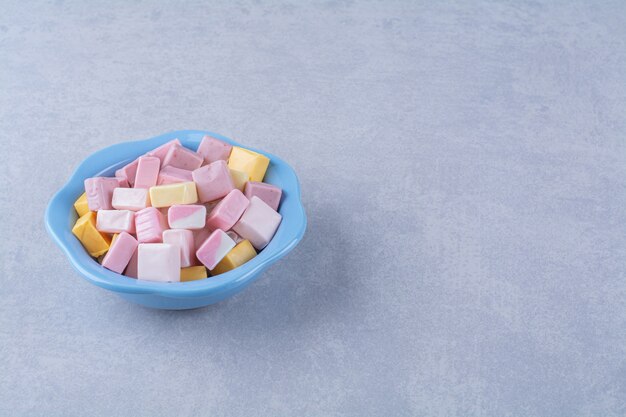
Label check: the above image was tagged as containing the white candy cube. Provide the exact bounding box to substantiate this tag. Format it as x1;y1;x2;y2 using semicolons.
112;188;150;211
137;243;181;282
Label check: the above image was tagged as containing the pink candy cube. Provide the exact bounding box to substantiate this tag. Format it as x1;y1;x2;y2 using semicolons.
115;159;139;187
244;181;282;211
101;232;138;274
135;207;168;243
163;229;195;268
157;165;193;185
168;204;206;230
196;229;236;270
146;139;181;163
233;196;282;250
192;160;235;203
134;156;161;189
206;189;250;232
124;248;139;278
197;135;232;165
84;177;119;211
96;210;136;234
163;144;203;171
137;243;180;282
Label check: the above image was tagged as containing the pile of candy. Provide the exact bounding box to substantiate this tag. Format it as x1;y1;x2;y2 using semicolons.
71;136;283;282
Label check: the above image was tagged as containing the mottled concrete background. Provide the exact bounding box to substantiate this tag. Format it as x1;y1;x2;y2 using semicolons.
1;1;625;416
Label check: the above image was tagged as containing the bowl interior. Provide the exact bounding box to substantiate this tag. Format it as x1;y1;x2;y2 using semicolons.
46;130;306;297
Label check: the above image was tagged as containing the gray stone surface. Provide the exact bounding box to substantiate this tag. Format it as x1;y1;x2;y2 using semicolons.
1;1;625;416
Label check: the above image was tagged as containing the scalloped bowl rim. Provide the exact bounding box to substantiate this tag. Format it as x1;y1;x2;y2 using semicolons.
45;130;306;298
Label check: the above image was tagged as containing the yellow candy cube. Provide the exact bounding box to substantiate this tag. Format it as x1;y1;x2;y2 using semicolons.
72;212;111;257
149;181;198;208
229;169;248;192
73;192;90;217
180;266;208;282
227;147;270;182
211;240;257;275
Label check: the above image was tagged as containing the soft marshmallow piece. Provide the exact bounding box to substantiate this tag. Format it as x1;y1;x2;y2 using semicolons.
96;210;136;234
74;192;90;217
205;189;249;232
115;158;139;187
134;156;160;189
192;160;235;203
163;144;203;171
112;188;150;211
227;147;270;182
135;207;168;243
244;181;282;211
157;165;193;185
72;212;111;257
101;232;138;274
84;177;119;211
196;229;236;270
211;239;257;275
197;135;232;165
146;139;181;163
168;204;206;229
149;182;198;208
137;243;180;282
163;229;195;268
232;196;282;250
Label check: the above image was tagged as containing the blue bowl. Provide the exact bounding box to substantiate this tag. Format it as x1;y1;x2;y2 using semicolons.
45;130;307;310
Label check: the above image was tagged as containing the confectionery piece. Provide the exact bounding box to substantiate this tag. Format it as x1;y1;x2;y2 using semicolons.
227;147;270;182
196;229;236;270
211;239;257;275
192;160;234;203
96;210;136;234
84;177;119;211
226;230;244;244
111;188;150;211
146;139;181;163
74;192;90;217
137;243;180;282
205;189;249;232
233;196;282;250
230;169;248;192
135;207;168;243
168;204;206;229
197;135;232;165
134;156;160;189
116;177;130;188
163;229;195;267
101;232;138;274
115;158;139;187
124;249;139;278
149;182;198;208
244;181;282;211
72;211;111;257
157;166;193;185
163;144;203;171
180;266;208;282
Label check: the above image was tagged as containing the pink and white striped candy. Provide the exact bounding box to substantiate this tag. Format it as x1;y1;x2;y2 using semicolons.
112;188;149;211
233;196;282;250
135;207;168;243
96;210;136;234
137;243;180;282
205;189;249;232
163;144;203;171
157;166;193;185
196;229;236;270
163;229;195;268
134;156;160;189
101;232;138;274
167;204;206;230
84;177;119;211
